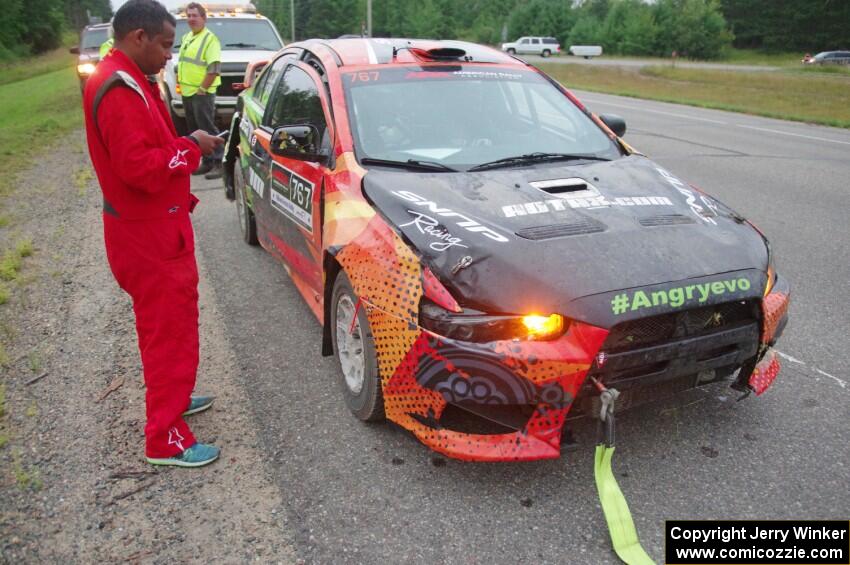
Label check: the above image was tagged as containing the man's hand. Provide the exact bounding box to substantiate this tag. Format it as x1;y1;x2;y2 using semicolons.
190;130;224;156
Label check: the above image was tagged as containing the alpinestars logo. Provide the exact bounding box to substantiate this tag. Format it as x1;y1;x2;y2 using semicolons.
169;148;189;170
167;427;185;451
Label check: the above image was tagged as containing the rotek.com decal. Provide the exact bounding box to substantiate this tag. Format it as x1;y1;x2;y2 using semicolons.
271;163;313;233
611;278;752;315
503;178;673;217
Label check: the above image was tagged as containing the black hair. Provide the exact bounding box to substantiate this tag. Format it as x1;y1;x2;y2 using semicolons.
112;0;176;41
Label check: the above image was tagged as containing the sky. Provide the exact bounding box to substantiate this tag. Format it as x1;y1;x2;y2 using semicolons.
111;0;254;11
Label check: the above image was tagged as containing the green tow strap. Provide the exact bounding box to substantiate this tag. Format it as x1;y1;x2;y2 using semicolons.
594;444;655;565
592;382;655;565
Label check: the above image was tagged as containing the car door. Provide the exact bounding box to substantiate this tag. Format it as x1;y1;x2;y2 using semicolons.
254;61;333;305
242;55;289;234
530;38;541;54
518;37;531;54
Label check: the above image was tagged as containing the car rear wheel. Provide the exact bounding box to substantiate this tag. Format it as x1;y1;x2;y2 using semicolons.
542;49;551;58
331;272;383;422
234;164;258;246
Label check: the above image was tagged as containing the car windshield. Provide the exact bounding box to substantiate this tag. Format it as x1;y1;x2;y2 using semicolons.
81;28;109;50
343;66;622;170
173;19;282;51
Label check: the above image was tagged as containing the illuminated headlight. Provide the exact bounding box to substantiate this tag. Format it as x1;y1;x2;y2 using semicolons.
77;63;97;76
521;314;565;339
419;300;567;342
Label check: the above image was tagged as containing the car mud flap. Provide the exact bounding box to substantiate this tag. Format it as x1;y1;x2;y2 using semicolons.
592;378;656;565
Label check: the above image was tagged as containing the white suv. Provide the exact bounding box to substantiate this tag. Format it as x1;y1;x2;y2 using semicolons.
501;37;560;58
160;4;284;133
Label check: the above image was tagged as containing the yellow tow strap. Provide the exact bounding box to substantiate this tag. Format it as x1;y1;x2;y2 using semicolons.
594;445;655;565
592;381;655;565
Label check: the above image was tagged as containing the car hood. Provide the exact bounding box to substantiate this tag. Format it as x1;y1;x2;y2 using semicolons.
362;155;769;327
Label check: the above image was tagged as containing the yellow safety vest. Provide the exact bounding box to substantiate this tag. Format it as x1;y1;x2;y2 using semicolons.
177;28;221;97
99;38;114;58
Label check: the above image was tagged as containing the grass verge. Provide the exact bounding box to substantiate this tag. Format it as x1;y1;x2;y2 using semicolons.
0;67;82;197
0;33;78;86
541;63;850;129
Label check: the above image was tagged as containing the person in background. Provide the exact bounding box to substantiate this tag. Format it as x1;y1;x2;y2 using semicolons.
83;0;223;467
177;2;223;179
99;27;114;59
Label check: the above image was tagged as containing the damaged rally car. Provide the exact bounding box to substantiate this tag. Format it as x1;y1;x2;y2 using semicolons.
222;38;790;462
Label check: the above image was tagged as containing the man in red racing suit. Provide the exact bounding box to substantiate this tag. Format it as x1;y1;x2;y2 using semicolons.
83;0;223;467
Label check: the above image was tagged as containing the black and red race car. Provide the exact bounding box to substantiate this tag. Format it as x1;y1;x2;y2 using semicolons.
222;38;789;461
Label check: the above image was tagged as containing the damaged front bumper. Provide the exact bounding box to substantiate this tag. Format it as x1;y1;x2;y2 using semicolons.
371;274;790;462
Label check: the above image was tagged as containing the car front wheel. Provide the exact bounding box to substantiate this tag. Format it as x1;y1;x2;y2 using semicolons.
507;48;516;55
331;272;383;422
234;164;258;245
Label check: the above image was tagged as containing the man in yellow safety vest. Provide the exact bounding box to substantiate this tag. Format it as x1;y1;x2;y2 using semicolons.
178;2;223;179
99;35;114;59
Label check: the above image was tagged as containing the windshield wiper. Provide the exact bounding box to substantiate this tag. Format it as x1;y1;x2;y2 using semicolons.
468;152;610;172
360;157;458;172
225;42;257;48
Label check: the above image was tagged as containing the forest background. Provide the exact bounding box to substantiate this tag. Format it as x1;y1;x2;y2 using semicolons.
2;0;849;63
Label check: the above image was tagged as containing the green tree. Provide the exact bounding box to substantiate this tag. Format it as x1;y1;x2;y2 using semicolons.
567;15;602;46
654;0;731;59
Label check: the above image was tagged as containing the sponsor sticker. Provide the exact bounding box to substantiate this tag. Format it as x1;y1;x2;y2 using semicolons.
248;166;265;198
610;277;752;315
392;190;508;243
503;179;674;217
399;210;469;252
271;163;313;233
656;167;718;225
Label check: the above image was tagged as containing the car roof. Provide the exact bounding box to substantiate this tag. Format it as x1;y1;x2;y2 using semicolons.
287;38;523;68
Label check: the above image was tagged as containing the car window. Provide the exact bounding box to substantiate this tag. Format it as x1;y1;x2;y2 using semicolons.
543;38;558;44
173;18;282;52
265;66;328;140
343;66;621;169
253;56;288;107
520;38;529;45
532;38;540;45
81;28;109;49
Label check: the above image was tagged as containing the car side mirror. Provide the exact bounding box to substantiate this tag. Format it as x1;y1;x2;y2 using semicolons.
69;46;80;54
599;113;626;137
270;125;327;164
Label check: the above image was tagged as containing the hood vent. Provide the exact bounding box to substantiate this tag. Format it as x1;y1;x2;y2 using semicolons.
639;214;696;227
516;219;605;240
529;178;592;196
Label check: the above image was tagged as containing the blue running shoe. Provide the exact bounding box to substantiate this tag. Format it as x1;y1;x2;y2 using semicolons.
146;443;220;467
182;395;215;416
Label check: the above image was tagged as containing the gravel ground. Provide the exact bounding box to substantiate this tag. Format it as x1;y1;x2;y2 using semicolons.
0;131;297;563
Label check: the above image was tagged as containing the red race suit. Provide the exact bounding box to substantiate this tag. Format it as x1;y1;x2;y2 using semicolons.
83;50;203;458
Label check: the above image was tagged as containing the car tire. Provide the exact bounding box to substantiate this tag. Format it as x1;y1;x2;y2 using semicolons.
331;272;384;422
507;48;516;55
234;164;258;246
542;49;551;58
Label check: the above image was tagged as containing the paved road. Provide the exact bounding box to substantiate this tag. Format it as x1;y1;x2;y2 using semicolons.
191;95;850;563
522;54;780;72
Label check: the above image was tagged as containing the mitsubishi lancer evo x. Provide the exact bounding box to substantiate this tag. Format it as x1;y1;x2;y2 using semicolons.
221;38;789;462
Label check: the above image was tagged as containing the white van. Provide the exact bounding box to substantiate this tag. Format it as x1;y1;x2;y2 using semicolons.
569;45;603;59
